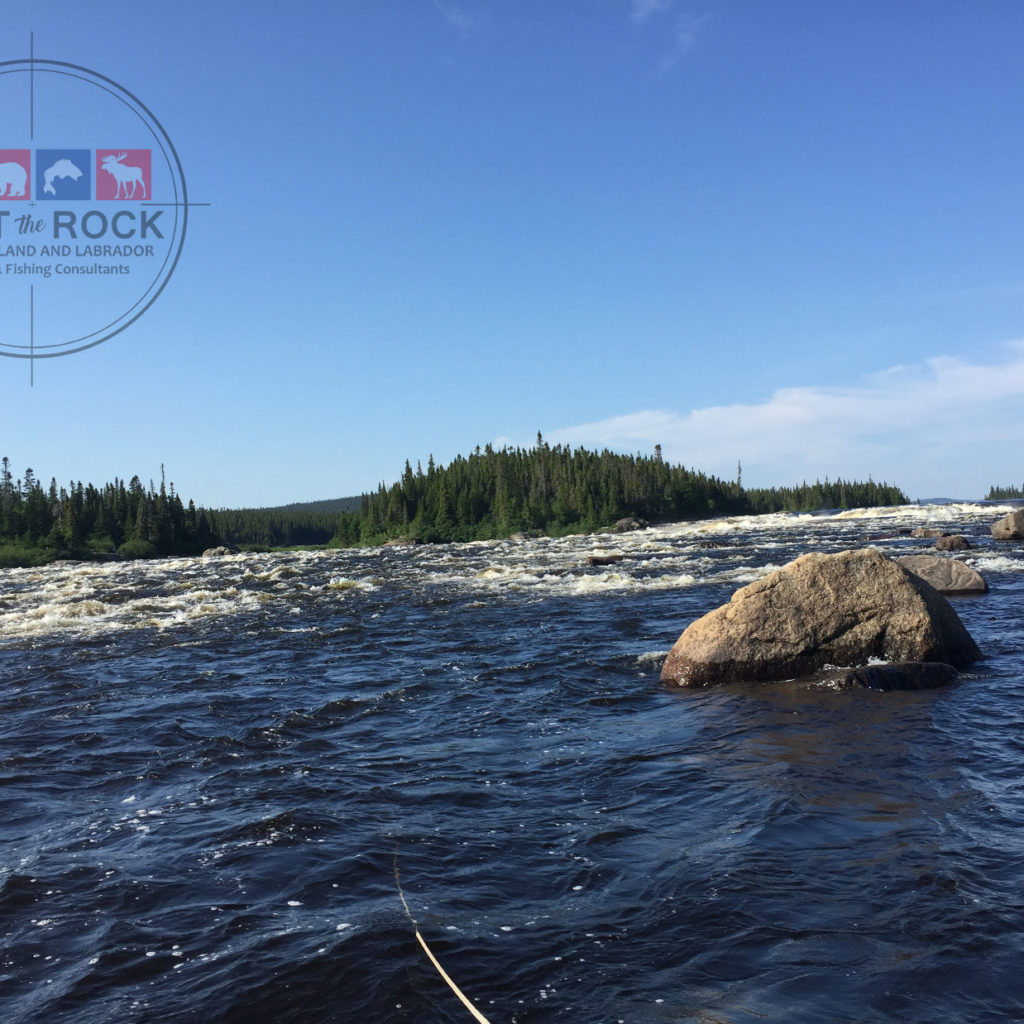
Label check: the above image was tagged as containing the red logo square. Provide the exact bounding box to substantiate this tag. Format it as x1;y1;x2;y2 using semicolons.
0;150;31;199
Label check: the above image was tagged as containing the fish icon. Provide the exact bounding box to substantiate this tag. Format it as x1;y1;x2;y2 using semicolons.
43;158;83;196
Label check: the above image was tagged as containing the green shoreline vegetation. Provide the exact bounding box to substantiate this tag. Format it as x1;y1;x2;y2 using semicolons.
328;437;906;546
986;484;1024;500
0;441;909;568
0;460;218;568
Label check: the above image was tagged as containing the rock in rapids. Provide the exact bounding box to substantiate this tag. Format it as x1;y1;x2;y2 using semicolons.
660;548;981;688
992;509;1024;540
896;554;988;596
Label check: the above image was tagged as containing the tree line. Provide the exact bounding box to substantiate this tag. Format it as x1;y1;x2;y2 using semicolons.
328;437;908;547
987;484;1024;500
744;477;908;515
0;459;218;567
211;499;358;550
0;444;909;566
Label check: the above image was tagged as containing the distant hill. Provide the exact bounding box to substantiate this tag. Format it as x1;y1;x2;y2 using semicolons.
212;495;364;548
224;496;364;516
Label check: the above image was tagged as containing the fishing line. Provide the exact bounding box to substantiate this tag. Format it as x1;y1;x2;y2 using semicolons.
393;855;494;1024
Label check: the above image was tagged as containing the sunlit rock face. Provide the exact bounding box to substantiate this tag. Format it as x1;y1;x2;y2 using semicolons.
896;555;988;596
992;510;1024;540
660;548;981;688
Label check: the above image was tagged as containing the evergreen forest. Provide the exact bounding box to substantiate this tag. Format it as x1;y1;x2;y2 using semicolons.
329;437;908;546
213;498;362;550
0;442;909;567
986;484;1024;500
0;459;217;567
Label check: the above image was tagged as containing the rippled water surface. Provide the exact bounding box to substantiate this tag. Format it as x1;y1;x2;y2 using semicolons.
2;504;1024;1023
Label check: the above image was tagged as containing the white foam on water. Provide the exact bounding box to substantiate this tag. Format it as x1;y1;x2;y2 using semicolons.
967;553;1024;573
4;502;1011;643
566;572;630;594
649;572;699;588
476;566;514;580
710;563;785;585
636;651;669;666
321;576;376;592
835;500;1009;527
0;553;315;642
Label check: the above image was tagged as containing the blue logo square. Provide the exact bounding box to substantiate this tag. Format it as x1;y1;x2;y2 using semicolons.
35;149;91;201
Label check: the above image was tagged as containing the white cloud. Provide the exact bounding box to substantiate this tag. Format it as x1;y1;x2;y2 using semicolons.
658;12;707;69
671;13;703;51
628;1;705;69
544;345;1024;499
434;1;475;37
630;0;672;23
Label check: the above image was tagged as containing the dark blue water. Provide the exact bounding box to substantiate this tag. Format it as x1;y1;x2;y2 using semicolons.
2;505;1023;1022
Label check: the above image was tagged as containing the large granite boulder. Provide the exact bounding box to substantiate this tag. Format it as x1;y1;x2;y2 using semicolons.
935;534;970;551
992;510;1024;540
660;548;980;688
897;555;988;595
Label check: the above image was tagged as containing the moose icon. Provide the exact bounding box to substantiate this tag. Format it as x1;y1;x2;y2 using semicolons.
98;150;148;199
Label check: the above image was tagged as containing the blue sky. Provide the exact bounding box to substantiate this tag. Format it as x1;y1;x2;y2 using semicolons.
3;1;1024;506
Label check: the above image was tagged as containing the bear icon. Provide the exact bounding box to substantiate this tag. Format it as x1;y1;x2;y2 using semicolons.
0;161;28;197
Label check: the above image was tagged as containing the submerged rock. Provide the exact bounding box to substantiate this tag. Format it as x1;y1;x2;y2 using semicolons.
897;555;988;595
992;510;1024;540
587;554;623;566
817;661;960;691
935;534;971;551
202;546;240;557
660;548;981;688
613;517;647;533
